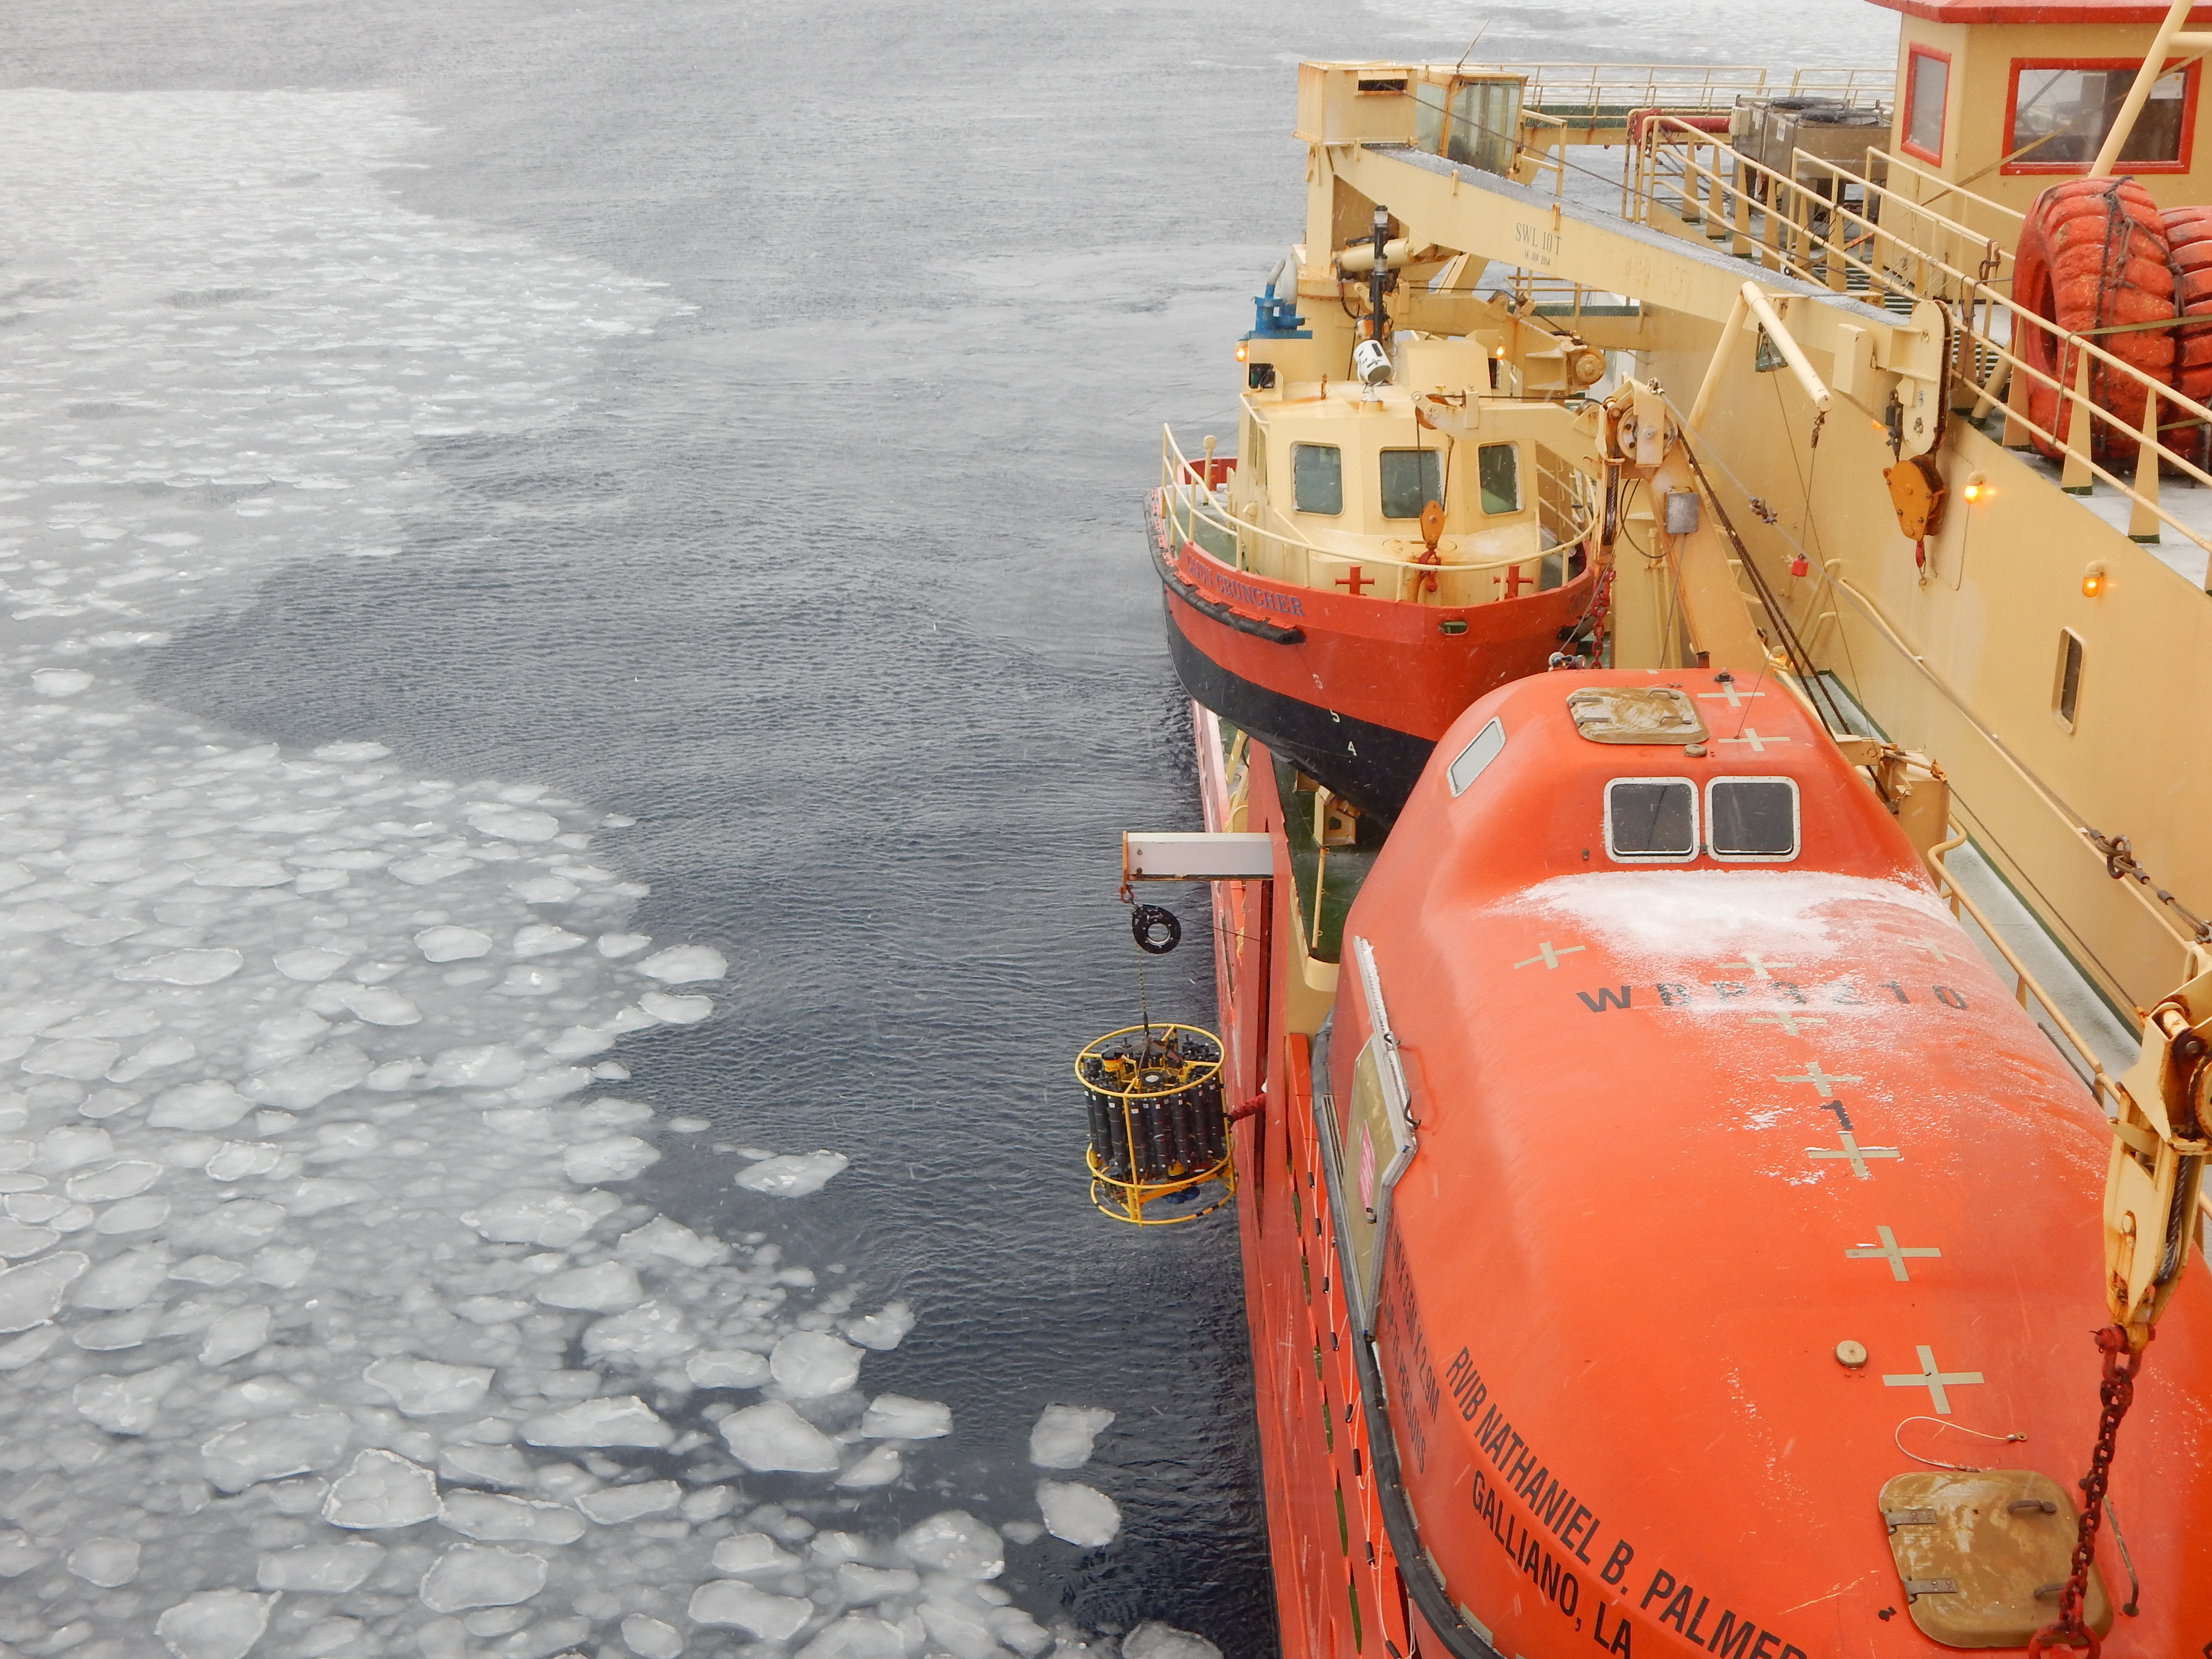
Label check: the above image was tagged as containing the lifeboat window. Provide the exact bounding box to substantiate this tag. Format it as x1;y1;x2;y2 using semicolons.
1445;717;1505;797
1706;778;1799;861
1379;448;1443;518
1477;442;1520;515
2006;64;2190;170
1603;778;1697;862
1293;443;1343;515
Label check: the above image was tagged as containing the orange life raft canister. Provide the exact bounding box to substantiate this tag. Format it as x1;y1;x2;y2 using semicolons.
2012;177;2176;461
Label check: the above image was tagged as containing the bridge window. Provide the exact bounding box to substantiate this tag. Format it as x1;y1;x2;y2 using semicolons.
1904;47;1950;163
1477;442;1521;515
1380;448;1443;518
1293;443;1343;515
1707;778;1799;861
1604;778;1697;862
2004;61;2193;173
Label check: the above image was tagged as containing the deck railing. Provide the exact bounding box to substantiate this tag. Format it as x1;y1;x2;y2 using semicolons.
1512;62;1893;120
1158;427;1598;608
1631;114;2212;563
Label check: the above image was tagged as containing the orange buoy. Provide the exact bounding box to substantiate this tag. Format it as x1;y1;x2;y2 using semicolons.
2013;178;2176;462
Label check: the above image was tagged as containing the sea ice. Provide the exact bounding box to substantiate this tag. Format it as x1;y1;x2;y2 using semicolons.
896;1511;1004;1580
801;1614;911;1659
67;1536;141;1586
836;1445;902;1487
70;1245;168;1310
520;1395;672;1448
719;1399;842;1472
561;1134;659;1184
636;945;727;982
155;1589;272;1659
418;1543;549;1612
735;1151;849;1197
710;1532;805;1575
466;805;560;843
459;1189;615;1247
414;925;493;962
73;1364;184;1433
533;1261;643;1311
440;1491;586;1544
201;1410;353;1491
686;1348;770;1388
197;1304;270;1365
1029;1404;1115;1468
272;948;349;981
322;1449;442;1528
116;948;243;986
836;1563;922;1603
860;1395;951;1439
513;924;586;957
688;1581;813;1638
1037;1481;1121;1548
581;1300;692;1362
1124;1623;1226;1659
621;1614;684;1659
638;991;713;1023
256;1541;384;1592
842;1300;916;1350
771;1330;862;1397
363;1357;493;1417
574;1480;679;1524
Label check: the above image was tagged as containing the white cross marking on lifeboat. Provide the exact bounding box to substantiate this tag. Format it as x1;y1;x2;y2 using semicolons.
1719;728;1790;753
1805;1131;1900;1179
1883;1345;1984;1416
1720;953;1792;980
1513;942;1586;969
1777;1061;1860;1092
1846;1226;1942;1282
1699;684;1765;709
1748;1009;1827;1038
1906;937;1957;963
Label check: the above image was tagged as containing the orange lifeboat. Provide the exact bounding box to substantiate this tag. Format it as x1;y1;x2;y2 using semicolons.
1218;671;2212;1659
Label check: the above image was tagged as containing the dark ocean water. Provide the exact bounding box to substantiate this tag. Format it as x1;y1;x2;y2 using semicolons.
0;1;1892;1648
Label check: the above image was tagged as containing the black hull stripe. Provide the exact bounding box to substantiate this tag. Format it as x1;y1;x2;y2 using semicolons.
1163;594;1432;825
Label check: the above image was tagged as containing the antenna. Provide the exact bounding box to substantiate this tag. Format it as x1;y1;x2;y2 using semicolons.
1453;22;1489;76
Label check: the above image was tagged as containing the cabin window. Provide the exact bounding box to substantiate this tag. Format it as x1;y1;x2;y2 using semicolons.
1379;448;1443;518
1445;718;1505;797
1604;778;1697;862
1904;48;1949;162
1293;443;1343;515
1477;442;1521;515
2055;628;2085;730
1707;778;1800;861
2004;61;2195;173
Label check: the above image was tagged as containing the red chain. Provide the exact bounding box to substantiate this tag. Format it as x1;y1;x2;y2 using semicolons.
2026;1326;2149;1658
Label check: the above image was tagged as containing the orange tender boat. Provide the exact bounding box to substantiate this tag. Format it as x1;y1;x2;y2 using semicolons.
1199;671;2212;1659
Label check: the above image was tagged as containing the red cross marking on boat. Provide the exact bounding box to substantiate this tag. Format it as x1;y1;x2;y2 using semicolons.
1498;565;1531;597
1334;566;1374;597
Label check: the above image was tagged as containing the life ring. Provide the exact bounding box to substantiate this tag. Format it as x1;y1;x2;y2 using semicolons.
1130;903;1182;955
2164;203;2212;450
2012;178;2176;462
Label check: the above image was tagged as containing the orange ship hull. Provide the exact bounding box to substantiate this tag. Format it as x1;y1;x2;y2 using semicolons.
1198;673;2212;1659
1152;490;1596;822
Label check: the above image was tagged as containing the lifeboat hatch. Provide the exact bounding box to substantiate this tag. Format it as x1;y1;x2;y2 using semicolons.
1876;1471;2113;1648
1563;685;1707;745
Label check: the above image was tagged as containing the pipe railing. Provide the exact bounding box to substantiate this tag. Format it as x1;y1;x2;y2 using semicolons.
1634;115;2212;563
1158;426;1599;607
